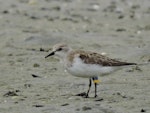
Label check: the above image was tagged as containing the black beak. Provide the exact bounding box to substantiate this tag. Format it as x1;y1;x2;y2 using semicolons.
45;51;55;58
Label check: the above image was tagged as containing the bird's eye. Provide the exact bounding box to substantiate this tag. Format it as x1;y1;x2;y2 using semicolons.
57;48;62;51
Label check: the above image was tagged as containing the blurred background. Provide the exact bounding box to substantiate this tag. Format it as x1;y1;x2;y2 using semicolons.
0;0;150;113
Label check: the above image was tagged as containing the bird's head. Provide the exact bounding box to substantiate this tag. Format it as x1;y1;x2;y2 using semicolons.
45;43;71;59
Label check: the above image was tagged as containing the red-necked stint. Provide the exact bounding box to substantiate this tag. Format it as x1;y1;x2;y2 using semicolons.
45;43;136;98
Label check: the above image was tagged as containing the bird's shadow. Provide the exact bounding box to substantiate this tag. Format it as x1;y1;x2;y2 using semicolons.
75;92;87;98
74;92;100;99
74;93;104;102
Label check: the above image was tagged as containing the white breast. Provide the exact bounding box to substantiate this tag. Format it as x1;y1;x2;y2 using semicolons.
65;57;118;78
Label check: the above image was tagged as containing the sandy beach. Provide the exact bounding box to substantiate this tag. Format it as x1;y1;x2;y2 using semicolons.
0;0;150;113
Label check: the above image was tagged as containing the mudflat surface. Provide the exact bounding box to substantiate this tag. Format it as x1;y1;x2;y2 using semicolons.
0;0;150;113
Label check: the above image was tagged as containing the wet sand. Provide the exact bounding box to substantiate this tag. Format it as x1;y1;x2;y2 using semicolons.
0;0;150;113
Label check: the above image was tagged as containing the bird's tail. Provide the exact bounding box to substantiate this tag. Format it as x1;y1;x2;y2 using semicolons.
124;62;137;65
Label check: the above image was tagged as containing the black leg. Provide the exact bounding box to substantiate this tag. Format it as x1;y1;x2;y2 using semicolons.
94;83;97;98
86;78;92;98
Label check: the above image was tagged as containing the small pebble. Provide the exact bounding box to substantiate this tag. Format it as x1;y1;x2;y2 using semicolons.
76;108;80;111
93;5;100;10
14;101;19;104
33;63;40;67
8;53;13;56
3;91;18;97
31;74;41;78
2;10;9;14
82;106;92;111
95;98;104;101
52;6;61;11
33;105;44;107
61;103;69;106
40;48;45;52
24;84;32;88
116;28;126;32
118;15;124;19
30;16;39;20
28;0;37;5
141;109;146;112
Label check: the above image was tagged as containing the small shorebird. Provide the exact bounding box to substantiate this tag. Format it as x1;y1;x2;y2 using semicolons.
45;43;136;98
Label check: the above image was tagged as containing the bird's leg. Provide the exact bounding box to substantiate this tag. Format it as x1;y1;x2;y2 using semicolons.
92;76;100;98
94;82;97;98
86;78;92;98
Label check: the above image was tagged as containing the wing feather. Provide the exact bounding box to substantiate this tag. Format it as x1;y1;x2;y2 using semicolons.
70;50;136;66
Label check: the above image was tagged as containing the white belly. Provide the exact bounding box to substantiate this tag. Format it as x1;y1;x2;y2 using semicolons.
65;57;118;78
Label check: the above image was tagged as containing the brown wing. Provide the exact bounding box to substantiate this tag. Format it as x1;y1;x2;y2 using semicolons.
76;51;136;66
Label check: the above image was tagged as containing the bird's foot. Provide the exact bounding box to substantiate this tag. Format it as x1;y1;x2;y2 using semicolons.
85;94;89;98
94;94;97;98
